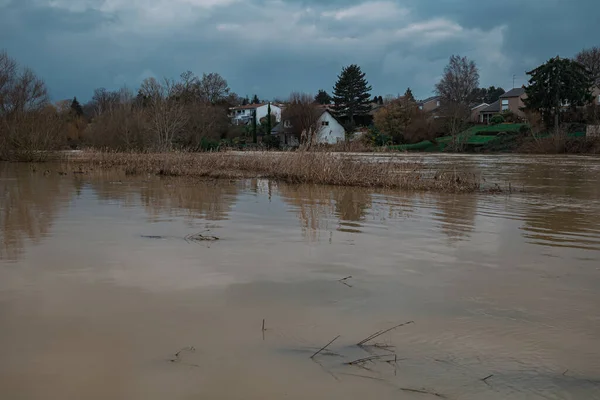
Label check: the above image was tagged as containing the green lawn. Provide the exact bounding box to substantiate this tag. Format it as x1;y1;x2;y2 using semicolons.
389;124;527;152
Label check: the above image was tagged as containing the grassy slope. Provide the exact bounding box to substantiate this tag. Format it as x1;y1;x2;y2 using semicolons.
390;124;588;152
390;124;526;152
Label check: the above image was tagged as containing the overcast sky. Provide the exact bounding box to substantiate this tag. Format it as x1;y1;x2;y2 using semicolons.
1;0;598;102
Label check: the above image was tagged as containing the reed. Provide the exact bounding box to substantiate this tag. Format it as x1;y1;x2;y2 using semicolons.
65;150;481;193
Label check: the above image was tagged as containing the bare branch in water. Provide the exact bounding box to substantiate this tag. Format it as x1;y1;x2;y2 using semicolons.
357;321;414;346
310;335;341;359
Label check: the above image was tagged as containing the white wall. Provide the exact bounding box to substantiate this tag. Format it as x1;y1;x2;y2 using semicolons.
316;112;345;144
255;104;282;123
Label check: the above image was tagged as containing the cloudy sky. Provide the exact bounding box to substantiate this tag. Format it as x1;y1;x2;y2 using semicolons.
1;0;598;102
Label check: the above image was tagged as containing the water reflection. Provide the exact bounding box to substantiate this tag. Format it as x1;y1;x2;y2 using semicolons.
277;184;337;241
0;163;72;261
139;178;239;222
433;194;478;241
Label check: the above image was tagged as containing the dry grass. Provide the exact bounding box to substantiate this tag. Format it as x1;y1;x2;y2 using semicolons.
65;150;481;193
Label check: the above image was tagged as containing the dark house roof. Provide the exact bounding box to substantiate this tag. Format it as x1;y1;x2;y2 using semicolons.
500;87;526;98
418;95;440;105
480;100;500;113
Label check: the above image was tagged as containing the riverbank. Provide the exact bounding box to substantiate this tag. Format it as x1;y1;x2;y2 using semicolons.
62;151;482;193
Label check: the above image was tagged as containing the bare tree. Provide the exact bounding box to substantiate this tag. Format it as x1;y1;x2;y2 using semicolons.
435;55;479;150
0;51;18;116
90;88;121;117
435;55;480;104
575;46;600;86
284;92;323;148
198;72;230;104
139;77;188;150
0;51;61;160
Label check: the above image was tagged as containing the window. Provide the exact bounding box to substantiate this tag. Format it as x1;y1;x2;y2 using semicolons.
436;100;440;107
284;120;292;128
501;99;509;111
598;94;600;104
321;121;329;126
419;105;423;110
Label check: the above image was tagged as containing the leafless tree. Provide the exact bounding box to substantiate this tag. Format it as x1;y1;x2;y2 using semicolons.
435;55;479;150
575;46;600;86
139;77;188;150
90;88;121;117
284;92;323;148
435;55;480;105
0;51;62;160
0;51;48;118
198;72;230;104
0;51;18;116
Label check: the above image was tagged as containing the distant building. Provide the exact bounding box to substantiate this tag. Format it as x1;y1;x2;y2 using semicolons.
418;96;441;113
229;103;282;125
271;109;345;147
476;87;527;123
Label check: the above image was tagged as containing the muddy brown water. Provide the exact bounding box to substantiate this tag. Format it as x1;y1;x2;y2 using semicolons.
1;155;600;400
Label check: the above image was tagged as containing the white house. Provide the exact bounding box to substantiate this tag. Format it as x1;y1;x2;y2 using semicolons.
316;110;345;144
229;103;282;125
271;110;345;146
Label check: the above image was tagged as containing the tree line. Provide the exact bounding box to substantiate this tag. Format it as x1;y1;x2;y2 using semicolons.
2;45;600;159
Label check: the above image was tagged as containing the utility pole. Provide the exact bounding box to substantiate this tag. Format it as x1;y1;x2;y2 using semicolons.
513;74;516;89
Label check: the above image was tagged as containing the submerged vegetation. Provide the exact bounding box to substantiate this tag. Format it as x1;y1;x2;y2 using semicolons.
65;151;482;193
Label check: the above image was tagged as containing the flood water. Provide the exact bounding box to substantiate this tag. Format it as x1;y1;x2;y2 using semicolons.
1;154;600;400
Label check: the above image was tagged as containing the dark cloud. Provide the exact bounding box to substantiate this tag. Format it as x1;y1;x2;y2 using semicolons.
1;0;598;102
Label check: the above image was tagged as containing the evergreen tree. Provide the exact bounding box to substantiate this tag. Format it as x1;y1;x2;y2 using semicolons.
252;109;257;143
332;64;372;125
70;97;84;116
378;96;384;105
525;56;593;130
242;96;249;106
266;103;272;135
372;95;379;103
251;94;260;104
314;89;332;104
404;88;415;103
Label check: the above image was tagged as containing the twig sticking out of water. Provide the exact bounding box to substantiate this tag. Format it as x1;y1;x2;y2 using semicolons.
170;346;196;362
357;321;414;346
310;335;341;359
338;276;353;288
562;369;569;376
400;388;446;398
184;230;219;243
345;355;388;365
481;374;494;385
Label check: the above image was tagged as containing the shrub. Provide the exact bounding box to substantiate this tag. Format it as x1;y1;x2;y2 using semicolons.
262;135;280;150
501;110;516;123
519;125;531;136
490;115;505;124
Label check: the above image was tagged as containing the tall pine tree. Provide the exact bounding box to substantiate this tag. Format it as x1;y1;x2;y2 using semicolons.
266;103;272;135
404;88;415;103
525;56;593;130
71;97;84;116
332;64;372;125
314;90;332;105
251;94;260;104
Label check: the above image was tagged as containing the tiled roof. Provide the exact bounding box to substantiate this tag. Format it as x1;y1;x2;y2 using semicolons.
480;100;500;113
418;96;440;105
500;87;526;98
230;103;267;110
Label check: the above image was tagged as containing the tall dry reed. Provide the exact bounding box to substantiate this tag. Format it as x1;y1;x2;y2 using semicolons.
66;150;481;193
